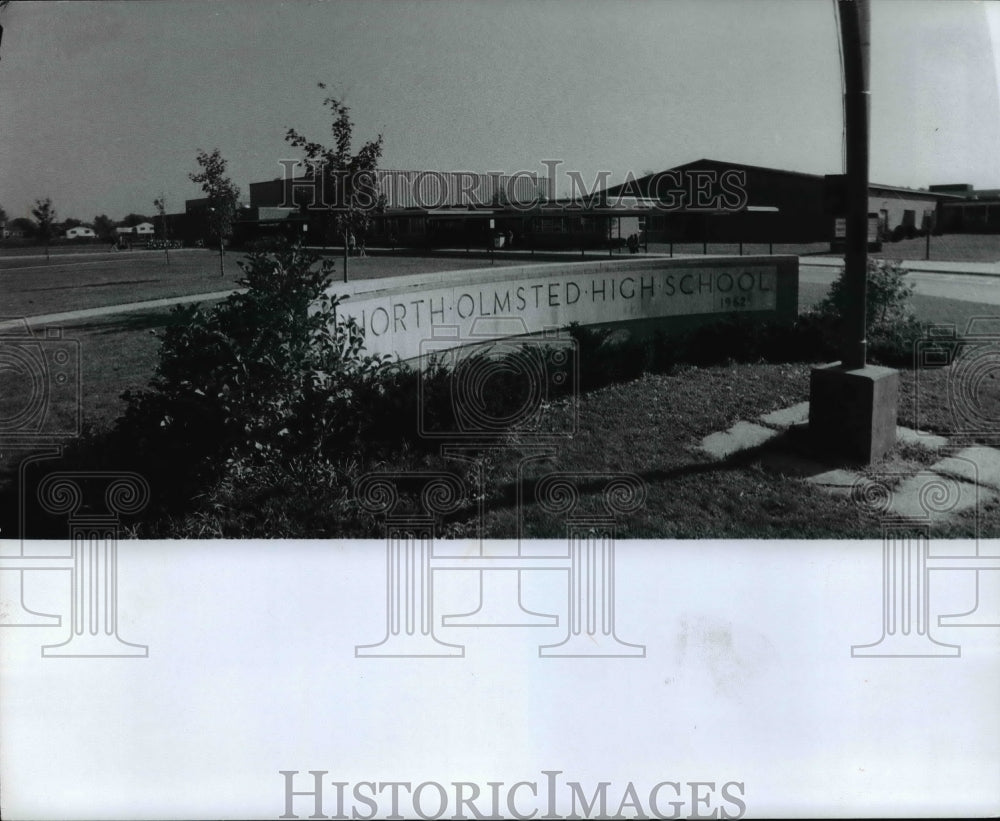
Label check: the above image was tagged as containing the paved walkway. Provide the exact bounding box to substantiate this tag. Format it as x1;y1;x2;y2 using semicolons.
699;401;999;526
805;256;1000;277
0;288;242;332
799;261;1000;307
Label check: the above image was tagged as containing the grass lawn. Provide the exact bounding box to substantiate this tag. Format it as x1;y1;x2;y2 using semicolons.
0;248;556;317
882;233;1000;262
6;243;1000;538
0;243;140;258
162;358;1000;540
66;308;198;433
474;363;859;538
0;250;241;315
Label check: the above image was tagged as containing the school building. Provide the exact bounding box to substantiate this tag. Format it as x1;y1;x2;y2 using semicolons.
172;159;975;251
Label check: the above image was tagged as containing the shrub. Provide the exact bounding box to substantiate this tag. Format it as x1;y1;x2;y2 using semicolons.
867;315;928;368
111;241;396;510
817;257;923;366
820;257;915;328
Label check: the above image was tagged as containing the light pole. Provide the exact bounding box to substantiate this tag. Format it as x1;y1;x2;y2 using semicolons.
808;0;898;465
839;0;870;370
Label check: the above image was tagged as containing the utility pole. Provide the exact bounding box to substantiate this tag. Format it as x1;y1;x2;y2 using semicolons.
839;0;870;370
809;0;898;464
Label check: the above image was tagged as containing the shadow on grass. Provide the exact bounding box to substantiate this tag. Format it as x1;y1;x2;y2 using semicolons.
65;308;203;336
22;278;162;293
448;427;859;535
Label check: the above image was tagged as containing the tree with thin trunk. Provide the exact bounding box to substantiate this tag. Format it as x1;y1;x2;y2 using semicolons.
31;197;56;260
285;83;384;282
154;194;170;265
189;148;240;278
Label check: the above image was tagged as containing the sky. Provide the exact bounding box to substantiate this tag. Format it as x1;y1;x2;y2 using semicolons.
1;0;999;222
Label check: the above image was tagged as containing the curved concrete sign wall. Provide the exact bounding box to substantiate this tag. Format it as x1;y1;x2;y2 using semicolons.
325;256;798;361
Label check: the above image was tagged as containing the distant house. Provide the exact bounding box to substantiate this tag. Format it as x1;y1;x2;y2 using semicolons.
65;226;97;240
3;221;29;238
116;222;155;237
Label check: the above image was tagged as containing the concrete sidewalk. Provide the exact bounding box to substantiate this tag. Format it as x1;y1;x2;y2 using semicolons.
0;288;242;332
698;399;997;527
805;256;1000;277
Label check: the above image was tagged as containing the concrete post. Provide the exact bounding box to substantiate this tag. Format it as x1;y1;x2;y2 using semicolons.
809;0;897;465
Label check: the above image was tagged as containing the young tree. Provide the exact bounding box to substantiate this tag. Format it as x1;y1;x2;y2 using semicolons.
153;194;170;263
153;196;167;237
31;197;56;259
285;83;384;281
0;204;8;226
189;148;241;277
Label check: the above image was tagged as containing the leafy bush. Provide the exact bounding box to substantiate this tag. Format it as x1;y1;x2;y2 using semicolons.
817;257;923;365
112;241;398;510
820;258;915;328
866;315;929;368
103;240;581;528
